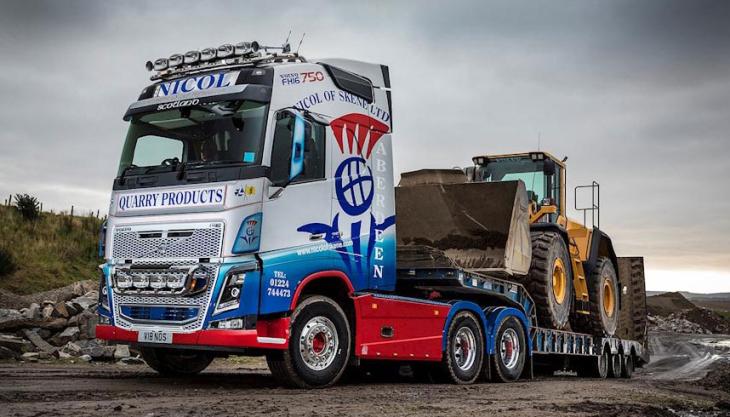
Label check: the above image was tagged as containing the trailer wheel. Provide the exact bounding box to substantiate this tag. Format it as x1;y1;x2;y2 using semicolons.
584;257;619;336
526;231;573;330
490;316;526;382
609;352;622;378
441;311;484;384
266;295;351;388
140;347;214;376
577;349;609;378
621;354;634;378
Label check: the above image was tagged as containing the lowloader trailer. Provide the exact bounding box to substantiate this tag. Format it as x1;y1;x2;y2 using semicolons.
95;40;648;387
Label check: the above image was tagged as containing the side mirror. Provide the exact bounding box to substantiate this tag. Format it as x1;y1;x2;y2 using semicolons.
543;158;556;176
289;112;306;181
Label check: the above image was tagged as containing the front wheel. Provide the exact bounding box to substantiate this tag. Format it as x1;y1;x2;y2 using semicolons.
140;347;214;376
267;295;352;388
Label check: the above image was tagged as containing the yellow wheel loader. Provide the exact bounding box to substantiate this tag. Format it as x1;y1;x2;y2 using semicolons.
469;152;620;335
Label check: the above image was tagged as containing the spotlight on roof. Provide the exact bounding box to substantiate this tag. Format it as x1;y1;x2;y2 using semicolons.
183;50;200;64
153;58;169;71
234;41;259;56
217;44;234;58
200;47;216;61
168;54;184;67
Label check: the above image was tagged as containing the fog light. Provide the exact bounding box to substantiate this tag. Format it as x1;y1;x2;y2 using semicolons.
149;275;166;289
215;318;243;329
132;274;149;289
166;274;185;289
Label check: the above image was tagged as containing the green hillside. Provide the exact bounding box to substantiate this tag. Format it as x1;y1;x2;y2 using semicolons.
0;204;103;295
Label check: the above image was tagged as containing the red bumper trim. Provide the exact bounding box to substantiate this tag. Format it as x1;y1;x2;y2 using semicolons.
96;318;290;350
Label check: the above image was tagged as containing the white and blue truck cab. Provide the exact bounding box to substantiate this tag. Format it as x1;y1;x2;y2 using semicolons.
97;40;646;387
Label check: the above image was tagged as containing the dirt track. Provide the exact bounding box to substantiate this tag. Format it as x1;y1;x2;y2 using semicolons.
1;357;728;417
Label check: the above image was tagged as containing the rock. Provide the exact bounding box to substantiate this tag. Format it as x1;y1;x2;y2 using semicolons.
37;328;52;339
70;294;97;311
38;351;52;360
0;309;26;331
79;354;92;362
21;352;39;362
103;346;116;360
65;302;80;317
81;340;107;359
62;341;82;356
38;318;68;331
25;303;41;320
42;300;55;306
77;311;98;340
41;304;54;319
67;315;79;327
0;333;32;352
57;350;72;359
52;302;69;318
49;327;80;346
0;346;18;359
113;344;130;359
119;356;145;365
22;329;57;354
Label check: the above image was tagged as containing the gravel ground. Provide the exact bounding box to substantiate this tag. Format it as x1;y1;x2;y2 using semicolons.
1;357;728;417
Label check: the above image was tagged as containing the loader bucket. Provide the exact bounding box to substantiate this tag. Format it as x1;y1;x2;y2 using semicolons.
395;171;531;275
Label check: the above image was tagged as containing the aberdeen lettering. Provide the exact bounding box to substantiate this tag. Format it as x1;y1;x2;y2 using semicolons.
118;188;225;211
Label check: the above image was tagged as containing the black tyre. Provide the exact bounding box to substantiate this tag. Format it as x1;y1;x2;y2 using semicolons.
576;350;609;379
584;257;620;336
441;311;484;384
526;231;573;330
266;295;351;388
621;354;634;379
140;347;214;376
608;352;622;378
490;316;526;382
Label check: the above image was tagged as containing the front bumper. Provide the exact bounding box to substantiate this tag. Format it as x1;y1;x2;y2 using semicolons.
96;317;290;351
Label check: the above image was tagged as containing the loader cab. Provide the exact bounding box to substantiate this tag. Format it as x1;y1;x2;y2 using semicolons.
471;152;566;225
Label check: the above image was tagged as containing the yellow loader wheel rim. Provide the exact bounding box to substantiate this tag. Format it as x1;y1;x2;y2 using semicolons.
552;258;567;305
602;276;615;318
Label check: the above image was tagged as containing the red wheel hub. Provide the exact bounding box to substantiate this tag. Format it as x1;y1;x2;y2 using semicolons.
312;332;326;354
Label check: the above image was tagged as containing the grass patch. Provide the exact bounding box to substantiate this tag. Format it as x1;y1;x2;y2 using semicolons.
0;205;103;294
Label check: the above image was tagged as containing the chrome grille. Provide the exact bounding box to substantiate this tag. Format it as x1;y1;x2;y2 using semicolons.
111;261;218;332
111;222;224;259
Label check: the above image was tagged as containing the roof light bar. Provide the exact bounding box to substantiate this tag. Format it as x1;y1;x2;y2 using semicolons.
168;54;183;67
217;44;234;58
184;50;200;64
145;39;304;80
200;47;216;61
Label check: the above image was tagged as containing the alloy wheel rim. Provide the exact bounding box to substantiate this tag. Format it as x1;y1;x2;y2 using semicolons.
299;316;338;371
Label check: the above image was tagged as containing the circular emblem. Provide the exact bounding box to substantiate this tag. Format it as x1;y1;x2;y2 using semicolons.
335;157;374;216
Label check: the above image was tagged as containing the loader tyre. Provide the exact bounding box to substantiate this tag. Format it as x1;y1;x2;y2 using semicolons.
140;347;214;376
441;311;484;384
526;231;573;330
490;316;526;382
621;354;634;378
576;349;609;379
266;295;351;388
584;257;619;336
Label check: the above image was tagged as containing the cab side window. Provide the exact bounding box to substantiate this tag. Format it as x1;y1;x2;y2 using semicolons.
270;112;326;185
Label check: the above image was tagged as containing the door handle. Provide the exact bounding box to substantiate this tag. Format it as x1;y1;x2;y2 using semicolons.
309;233;325;241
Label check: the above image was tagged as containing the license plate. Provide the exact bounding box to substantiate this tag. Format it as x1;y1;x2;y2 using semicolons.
138;330;173;344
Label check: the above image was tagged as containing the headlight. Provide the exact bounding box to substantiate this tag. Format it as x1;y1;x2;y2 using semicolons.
98;270;110;310
214;267;253;314
149;275;166;289
166;274;186;289
132;274;149;289
115;274;133;289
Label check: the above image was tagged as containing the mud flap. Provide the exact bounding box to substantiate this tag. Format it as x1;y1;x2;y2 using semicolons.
395;177;531;275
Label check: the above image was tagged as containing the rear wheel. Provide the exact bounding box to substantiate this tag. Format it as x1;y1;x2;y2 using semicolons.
490;316;526;382
266;295;351;388
621;354;634;378
583;258;619;336
526;231;573;330
576;349;609;379
441;311;484;384
608;352;622;378
140;347;214;376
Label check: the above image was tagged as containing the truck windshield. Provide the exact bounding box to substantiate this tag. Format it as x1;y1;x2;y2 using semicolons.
117;100;268;176
476;157;546;203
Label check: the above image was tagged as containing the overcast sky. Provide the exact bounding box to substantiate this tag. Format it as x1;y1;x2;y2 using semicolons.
0;0;728;292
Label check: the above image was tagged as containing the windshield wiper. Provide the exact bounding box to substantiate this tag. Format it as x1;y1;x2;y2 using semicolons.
118;164;138;184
